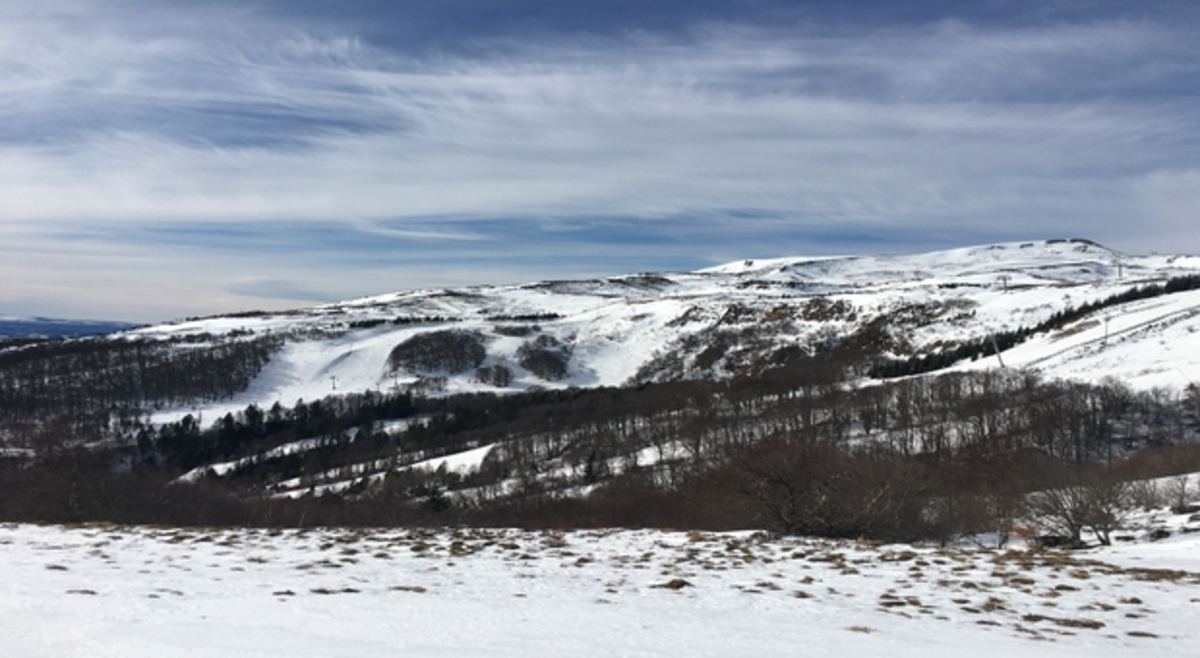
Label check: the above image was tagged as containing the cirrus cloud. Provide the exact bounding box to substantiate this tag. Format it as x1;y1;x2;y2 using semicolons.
1;1;1197;321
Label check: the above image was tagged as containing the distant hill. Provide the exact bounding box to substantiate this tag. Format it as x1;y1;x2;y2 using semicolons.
0;316;135;341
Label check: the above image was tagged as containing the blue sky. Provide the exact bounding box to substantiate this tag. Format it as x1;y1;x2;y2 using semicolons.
2;1;1198;322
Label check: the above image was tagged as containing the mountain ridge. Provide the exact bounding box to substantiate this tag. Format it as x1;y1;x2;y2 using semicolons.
101;239;1200;429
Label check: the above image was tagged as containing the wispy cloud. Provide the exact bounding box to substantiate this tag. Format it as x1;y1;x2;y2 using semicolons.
1;1;1197;320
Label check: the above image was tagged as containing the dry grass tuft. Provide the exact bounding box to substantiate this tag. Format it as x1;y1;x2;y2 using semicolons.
1126;568;1193;583
1022;613;1105;630
981;597;1008;612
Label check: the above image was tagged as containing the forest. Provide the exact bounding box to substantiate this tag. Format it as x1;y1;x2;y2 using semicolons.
2;325;1198;546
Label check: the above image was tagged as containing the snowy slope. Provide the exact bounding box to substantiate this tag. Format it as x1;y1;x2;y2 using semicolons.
954;288;1200;389
3;515;1200;657
118;239;1200;426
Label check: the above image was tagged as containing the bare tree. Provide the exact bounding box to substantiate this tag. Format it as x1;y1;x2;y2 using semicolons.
1168;474;1193;513
1027;469;1132;546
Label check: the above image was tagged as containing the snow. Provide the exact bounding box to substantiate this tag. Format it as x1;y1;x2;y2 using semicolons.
3;521;1199;657
400;443;495;474
953;288;1200;389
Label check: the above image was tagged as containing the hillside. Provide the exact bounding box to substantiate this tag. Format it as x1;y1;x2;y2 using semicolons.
3;238;1200;533
119;238;1200;428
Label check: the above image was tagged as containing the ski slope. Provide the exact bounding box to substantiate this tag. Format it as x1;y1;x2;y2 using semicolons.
116;239;1200;427
954;288;1200;389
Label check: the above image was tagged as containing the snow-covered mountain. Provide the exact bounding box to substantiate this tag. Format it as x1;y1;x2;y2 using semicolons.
121;239;1200;425
6;239;1200;537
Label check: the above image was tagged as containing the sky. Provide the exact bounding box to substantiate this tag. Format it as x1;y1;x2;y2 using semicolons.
2;1;1198;323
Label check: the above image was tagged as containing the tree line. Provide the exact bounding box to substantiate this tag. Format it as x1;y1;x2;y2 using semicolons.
0;333;282;448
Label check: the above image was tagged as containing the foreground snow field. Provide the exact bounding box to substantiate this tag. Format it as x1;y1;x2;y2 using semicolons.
3;523;1198;657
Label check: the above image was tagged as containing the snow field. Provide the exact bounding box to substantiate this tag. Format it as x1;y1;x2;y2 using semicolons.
953;288;1200;389
3;521;1200;657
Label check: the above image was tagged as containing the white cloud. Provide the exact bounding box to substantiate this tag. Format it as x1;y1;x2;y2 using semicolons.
1128;169;1200;249
1;2;1198;319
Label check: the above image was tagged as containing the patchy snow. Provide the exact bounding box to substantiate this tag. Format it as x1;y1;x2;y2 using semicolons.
2;521;1198;657
176;433;354;484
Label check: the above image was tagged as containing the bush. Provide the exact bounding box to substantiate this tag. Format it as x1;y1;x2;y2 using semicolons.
388;330;487;374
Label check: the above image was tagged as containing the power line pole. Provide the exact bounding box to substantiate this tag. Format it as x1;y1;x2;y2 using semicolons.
990;334;1006;369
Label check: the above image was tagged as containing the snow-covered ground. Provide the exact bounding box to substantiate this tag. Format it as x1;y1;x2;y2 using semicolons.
3;516;1199;657
952;287;1200;390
